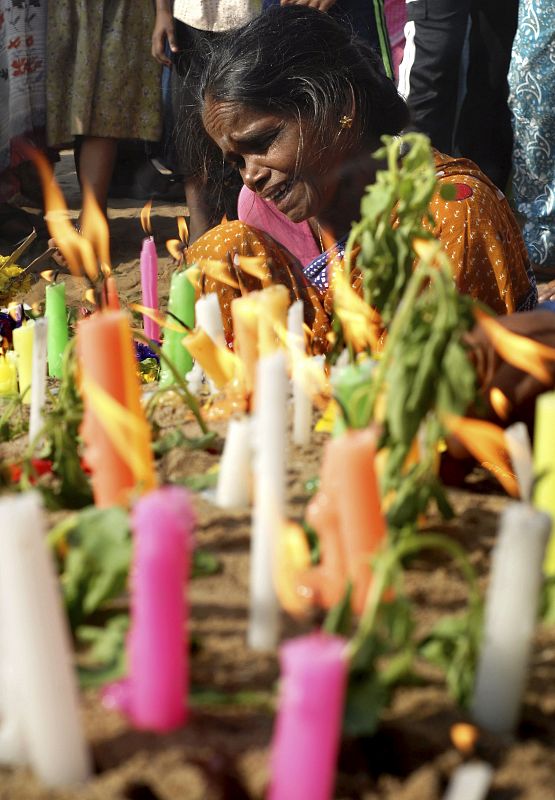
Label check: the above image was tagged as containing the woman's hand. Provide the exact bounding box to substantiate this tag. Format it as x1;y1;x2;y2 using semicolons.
537;279;555;303
152;2;179;67
280;0;338;13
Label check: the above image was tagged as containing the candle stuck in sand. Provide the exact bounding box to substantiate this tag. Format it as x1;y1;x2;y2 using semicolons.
268;632;347;800
45;282;69;378
140;236;160;342
159;268;195;387
29;318;48;441
13;321;34;404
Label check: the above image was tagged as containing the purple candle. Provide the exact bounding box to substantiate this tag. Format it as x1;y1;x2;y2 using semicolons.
268;632;348;800
140;236;160;342
128;486;195;731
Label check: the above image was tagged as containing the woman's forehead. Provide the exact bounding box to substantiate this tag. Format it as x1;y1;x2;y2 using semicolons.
202;98;283;139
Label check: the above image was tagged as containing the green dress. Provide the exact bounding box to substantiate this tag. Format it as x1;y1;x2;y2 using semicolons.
47;0;162;146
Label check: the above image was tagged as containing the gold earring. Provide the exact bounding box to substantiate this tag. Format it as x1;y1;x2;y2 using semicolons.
339;115;354;129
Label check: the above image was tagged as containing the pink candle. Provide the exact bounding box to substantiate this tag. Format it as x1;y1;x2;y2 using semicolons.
128;486;195;731
140;236;160;341
268;632;348;800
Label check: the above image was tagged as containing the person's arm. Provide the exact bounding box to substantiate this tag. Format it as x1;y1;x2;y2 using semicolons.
152;0;179;67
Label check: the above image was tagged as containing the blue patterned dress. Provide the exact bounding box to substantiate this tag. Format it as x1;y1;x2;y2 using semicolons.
509;0;555;271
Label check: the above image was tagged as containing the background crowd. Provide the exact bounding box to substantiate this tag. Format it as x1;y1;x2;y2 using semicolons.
0;0;553;290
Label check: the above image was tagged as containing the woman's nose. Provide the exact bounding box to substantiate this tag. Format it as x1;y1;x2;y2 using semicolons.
241;157;270;193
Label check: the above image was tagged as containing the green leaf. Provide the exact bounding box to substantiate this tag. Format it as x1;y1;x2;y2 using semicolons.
192;549;222;578
51;505;131;628
152;428;220;456
77;614;129;688
343;669;389;737
174;469;219;491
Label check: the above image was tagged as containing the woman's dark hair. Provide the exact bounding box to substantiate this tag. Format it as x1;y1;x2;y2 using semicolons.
201;6;408;142
177;6;409;208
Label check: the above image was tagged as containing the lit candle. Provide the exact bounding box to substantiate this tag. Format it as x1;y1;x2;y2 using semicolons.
159;268;195;388
195;292;225;346
140;236;160;342
77;310;156;507
216;417;252;509
533;391;555;573
13;321;34;404
0;353;17;396
29;318;48;441
472;502;550;734
248;350;288;651
258;284;290;356
45;282;69;378
128;486;195;731
304;428;386;614
443;762;493;800
505;421;533;502
0;491;91;785
231;293;260;396
268;632;347;800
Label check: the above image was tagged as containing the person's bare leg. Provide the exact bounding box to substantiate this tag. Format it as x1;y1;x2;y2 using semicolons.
185;175;221;243
48;136;117;265
77;136;118;214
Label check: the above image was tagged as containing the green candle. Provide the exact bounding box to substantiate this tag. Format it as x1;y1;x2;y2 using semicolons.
45;282;69;378
159;269;195;387
534;391;555;574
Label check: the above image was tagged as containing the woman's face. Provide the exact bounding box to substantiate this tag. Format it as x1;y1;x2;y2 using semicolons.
202;98;350;223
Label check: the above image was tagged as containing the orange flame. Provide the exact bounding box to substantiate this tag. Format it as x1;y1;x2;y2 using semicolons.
166;238;184;262
475;308;555;385
84;287;96;306
451;723;479;756
29;149;98;281
177;215;189;245
199;258;240;289
274;520;313;617
443;413;519;496
81;182;111;274
129;303;190;334
40;270;55;283
489;387;511;420
140;199;153;236
331;264;382;352
235;255;270;282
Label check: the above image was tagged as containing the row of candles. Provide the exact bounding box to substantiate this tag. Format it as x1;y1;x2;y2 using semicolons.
2;236;555;796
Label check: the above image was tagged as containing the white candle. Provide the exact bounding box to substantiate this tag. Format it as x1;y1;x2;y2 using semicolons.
0;492;91;785
443;762;493;800
216;417;253;509
287;300;312;446
472;502;550;734
248;351;288;651
195;293;225;346
504;422;533;502
29;318;48;441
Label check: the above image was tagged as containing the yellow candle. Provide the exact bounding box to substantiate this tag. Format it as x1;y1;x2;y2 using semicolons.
231;293;260;396
183;328;237;388
257;284;290;356
0;353;17;396
534;391;555;573
13;322;35;405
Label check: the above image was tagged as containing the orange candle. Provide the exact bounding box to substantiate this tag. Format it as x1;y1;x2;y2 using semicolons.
77;310;156;507
303;428;386;614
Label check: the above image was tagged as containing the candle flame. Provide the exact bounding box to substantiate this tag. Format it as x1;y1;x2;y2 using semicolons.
199;258;240;290
166;238;184;263
40;270;55;283
129;303;190;334
235;255;270;282
177;216;189;245
475;308;555;385
84;287;96;306
443;413;519;496
140;199;153;235
28;148;98;281
331;264;382;352
81;182;111;273
489;387;511;420
274;520;313;617
450;723;479;756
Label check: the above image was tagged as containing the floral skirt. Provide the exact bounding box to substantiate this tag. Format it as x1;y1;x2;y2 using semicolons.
47;0;162;146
